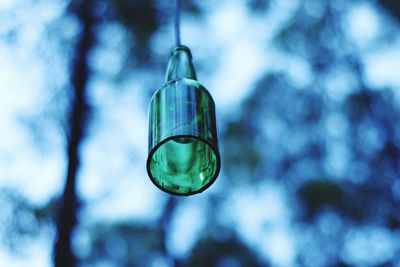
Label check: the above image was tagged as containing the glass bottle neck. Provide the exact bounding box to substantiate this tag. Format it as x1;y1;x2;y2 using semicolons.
165;45;197;82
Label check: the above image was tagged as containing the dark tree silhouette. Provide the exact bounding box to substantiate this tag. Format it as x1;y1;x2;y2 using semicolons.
53;1;96;266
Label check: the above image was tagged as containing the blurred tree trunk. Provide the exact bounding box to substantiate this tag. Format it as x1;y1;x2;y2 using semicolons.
160;197;184;267
53;1;95;266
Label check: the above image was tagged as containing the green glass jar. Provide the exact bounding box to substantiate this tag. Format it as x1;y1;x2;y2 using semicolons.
147;46;220;196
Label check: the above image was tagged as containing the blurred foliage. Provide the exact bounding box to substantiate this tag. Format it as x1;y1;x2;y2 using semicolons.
187;235;268;267
0;190;55;253
111;0;159;62
78;223;164;267
247;0;271;13
2;0;400;266
379;0;400;21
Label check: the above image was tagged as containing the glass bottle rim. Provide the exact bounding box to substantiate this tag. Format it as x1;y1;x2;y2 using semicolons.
170;45;193;59
146;134;221;196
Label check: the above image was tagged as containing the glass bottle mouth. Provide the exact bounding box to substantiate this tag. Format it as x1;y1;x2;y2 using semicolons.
146;134;220;196
165;45;197;82
171;45;193;59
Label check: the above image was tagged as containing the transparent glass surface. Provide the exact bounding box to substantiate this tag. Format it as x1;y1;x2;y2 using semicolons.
147;79;220;195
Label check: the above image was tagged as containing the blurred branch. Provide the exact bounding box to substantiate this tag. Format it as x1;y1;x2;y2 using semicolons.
379;0;400;21
159;196;182;267
53;1;96;266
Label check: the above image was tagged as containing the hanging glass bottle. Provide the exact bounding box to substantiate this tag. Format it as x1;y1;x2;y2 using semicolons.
146;45;220;195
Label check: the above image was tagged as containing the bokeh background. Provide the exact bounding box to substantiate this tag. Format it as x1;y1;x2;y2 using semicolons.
1;0;400;266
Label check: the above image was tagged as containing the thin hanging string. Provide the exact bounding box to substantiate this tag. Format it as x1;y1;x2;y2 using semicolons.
175;0;181;46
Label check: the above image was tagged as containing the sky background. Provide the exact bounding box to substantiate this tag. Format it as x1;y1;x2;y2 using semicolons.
1;0;400;266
